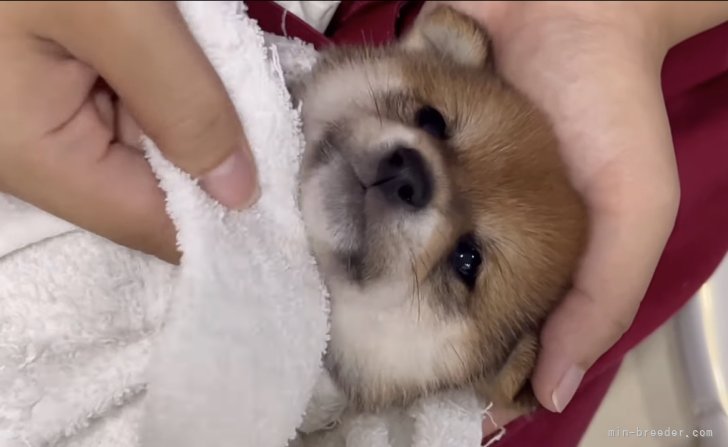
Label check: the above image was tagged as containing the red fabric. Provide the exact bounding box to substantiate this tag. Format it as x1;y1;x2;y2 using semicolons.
245;1;728;445
325;1;424;46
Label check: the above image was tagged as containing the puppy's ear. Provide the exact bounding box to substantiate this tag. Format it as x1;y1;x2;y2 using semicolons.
401;5;492;68
474;331;540;415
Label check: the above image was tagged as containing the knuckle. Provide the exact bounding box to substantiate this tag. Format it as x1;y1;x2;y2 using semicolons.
661;179;681;217
647;171;681;233
652;164;681;212
157;96;242;176
607;310;637;337
600;296;641;337
136;212;180;264
112;192;179;263
569;287;640;339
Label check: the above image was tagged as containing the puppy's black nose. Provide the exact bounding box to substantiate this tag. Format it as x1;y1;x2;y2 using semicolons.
374;147;433;210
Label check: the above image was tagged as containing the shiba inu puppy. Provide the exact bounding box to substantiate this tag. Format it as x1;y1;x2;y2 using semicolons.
297;4;587;424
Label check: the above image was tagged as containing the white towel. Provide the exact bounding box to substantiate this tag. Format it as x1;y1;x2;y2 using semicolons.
0;2;488;446
275;1;341;33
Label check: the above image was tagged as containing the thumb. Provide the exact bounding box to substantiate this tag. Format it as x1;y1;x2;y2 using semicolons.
46;2;259;208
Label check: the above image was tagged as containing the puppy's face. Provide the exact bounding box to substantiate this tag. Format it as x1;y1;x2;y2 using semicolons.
298;7;587;412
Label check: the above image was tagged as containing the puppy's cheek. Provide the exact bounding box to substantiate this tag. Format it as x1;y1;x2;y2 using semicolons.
406;210;445;254
301;175;333;248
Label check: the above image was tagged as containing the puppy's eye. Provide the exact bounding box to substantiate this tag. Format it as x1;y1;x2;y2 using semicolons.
451;235;482;289
416;106;448;139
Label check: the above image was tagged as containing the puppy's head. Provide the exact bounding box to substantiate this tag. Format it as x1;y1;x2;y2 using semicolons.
298;6;587;413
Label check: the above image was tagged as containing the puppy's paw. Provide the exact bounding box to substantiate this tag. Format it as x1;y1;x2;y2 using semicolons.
508;380;540;415
475;331;541;416
299;370;349;434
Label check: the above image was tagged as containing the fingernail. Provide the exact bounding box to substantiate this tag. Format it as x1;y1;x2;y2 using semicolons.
551;365;584;413
200;149;260;209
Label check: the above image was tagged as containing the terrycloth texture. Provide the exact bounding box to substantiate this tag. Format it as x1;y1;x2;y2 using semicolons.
298;384;486;447
138;3;329;447
0;195;175;447
0;2;487;446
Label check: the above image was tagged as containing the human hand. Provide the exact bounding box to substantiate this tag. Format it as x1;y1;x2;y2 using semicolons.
421;0;700;433
0;2;259;264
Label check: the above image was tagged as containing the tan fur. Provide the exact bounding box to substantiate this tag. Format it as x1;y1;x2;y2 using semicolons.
401;5;491;67
297;6;588;417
